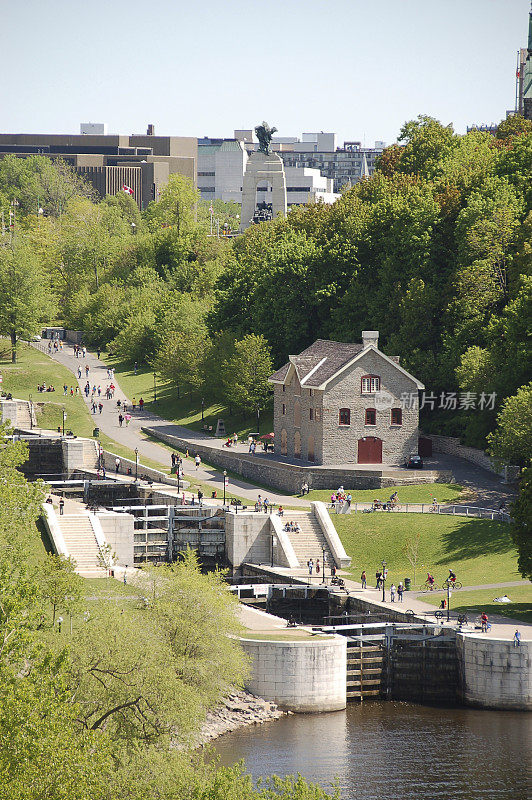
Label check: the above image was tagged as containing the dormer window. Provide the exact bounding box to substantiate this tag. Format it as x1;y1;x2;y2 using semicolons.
361;375;380;394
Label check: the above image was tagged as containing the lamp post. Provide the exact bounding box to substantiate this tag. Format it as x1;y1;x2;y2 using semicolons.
223;469;227;505
381;560;387;603
134;447;139;481
322;548;326;584
201;398;205;423
62;408;67;436
153;372;157;402
177;462;181;494
131;222;136;235
57;616;63;634
29;393;33;430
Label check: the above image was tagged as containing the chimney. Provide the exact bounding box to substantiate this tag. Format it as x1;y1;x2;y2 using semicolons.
146;124;155;136
362;330;379;349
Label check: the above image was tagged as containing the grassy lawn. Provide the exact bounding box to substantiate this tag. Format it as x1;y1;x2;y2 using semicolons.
302;483;466;505
333;513;521;588
0;342;95;437
422;585;532;624
102;352;274;440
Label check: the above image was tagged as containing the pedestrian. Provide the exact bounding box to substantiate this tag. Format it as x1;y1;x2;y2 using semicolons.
115;457;121;474
124;414;131;426
264;496;269;513
195;454;201;469
85;365;90;377
198;489;203;506
346;492;352;507
390;583;396;602
63;384;68;395
118;413;124;427
75;386;80;395
139;397;144;412
98;402;103;414
97;347;101;360
376;570;381;589
132;397;137;411
397;582;404;602
92;402;97;414
97;386;101;397
77;366;82;379
316;558;320;574
122;401;127;413
171;453;176;469
308;558;314;576
481;612;489;633
123;567;127;585
361;570;367;589
59;497;65;516
134;361;138;375
233;432;238;446
514;630;521;647
82;347;86;357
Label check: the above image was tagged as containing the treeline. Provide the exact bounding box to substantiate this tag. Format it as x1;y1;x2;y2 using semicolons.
0;115;531;462
0;428;333;799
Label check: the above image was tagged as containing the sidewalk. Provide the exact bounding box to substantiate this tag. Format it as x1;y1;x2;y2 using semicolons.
34;343;310;508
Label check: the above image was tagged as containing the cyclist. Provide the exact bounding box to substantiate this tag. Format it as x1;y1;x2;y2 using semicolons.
448;568;457;586
427;572;435;588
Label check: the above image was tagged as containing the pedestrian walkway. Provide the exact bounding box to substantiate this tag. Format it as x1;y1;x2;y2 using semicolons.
33;343;310;508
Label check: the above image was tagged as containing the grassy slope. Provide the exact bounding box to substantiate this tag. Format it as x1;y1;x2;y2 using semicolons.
303;484;467;504
334;512;522;588
422;585;532;623
103;352;274;440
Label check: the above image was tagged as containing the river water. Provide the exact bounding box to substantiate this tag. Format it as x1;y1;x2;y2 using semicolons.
214;702;532;800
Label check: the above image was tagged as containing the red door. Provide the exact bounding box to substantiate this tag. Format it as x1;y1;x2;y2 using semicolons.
358;437;382;464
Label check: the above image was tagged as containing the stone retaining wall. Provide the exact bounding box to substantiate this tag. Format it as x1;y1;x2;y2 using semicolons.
143;427;452;493
457;634;531;710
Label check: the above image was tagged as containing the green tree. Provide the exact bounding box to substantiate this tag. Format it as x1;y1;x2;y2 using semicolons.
510;467;532;581
144;174;199;237
0;239;54;361
222;334;273;430
154;296;210;396
40;554;83;625
487;383;532;468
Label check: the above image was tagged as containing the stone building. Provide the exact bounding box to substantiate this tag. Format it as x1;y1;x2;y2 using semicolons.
269;332;424;466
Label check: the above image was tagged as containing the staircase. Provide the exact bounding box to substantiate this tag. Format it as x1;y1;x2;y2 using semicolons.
57;513;107;578
283;511;334;568
15;401;32;428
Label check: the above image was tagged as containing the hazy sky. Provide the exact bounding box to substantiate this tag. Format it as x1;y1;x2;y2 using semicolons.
0;0;529;146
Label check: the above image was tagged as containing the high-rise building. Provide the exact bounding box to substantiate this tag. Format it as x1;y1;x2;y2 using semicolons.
521;3;532;120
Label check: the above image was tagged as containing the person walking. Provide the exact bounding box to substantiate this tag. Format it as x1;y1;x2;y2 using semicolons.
59;497;65;516
77;365;82;379
98;402;103;414
316;558;320;575
195;454;201;470
361;570;367;589
390;583;396;602
97;347;101;360
85;365;90;377
264;496;269;513
376;570;382;589
481;612;489;633
139;397;144;412
171;453;176;470
514;630;521;647
118;413;124;427
197;489;203;507
397;582;404;602
132;397;137;411
115;457;121;474
307;558;314;576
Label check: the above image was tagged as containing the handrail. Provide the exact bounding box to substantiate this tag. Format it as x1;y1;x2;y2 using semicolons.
342;501;512;523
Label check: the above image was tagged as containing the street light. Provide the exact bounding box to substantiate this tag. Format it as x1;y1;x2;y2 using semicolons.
57;616;63;634
381;560;387;603
177;461;181;494
201;398;205;423
322;548;326;584
223;470;227;505
62;408;67;436
134;447;139;481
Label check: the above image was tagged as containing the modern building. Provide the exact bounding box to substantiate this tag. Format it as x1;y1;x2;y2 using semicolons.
198;135;338;208
520;4;532;120
0;127;197;209
269;331;424;466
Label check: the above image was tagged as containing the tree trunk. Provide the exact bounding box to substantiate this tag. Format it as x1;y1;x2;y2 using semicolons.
10;330;17;363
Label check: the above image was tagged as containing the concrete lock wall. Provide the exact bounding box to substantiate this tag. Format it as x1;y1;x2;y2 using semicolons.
457;634;532;710
225;512;272;566
240;636;347;712
96;511;135;566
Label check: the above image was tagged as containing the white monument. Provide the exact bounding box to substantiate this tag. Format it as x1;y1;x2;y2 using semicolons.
240;122;287;231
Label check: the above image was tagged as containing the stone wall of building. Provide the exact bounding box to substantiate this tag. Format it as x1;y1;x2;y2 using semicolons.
240;635;347;712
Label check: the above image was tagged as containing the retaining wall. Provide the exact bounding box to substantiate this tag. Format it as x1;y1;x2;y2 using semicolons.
143;427;451;493
426;433;519;482
457;634;531;710
240;635;347;712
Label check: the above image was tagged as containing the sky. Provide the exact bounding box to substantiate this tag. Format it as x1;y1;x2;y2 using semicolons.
0;0;529;146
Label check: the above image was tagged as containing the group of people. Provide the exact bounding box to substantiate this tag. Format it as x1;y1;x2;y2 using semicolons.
307;557;323;576
371;491;399;511
47;339;63;353
283;520;301;533
331;487;352;506
255;494;271;512
37;383;55;392
73;345;87;358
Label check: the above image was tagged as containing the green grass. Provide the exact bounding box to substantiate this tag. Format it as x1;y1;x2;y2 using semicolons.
422;585;532;624
333;513;521;588
302;483;467;504
82;577;138;597
102;352;274;440
0;341;95;437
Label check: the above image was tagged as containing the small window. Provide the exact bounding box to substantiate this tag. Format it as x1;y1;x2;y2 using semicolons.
282;403;286;416
339;408;350;426
310;408;313;420
309;389;313;396
282;385;285;392
315;409;322;422
365;408;376;425
361;375;380;394
391;407;402;426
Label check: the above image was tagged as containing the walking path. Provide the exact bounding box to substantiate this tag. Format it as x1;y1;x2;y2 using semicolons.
33;343;310;507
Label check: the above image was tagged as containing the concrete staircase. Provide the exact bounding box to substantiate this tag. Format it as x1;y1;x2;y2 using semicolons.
57;513;107;578
283;511;333;568
15;401;32;428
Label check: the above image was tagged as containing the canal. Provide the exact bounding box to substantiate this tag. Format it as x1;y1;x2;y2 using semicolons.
214;702;532;800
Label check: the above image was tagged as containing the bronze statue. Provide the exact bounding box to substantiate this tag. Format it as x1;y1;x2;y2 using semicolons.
255;121;278;155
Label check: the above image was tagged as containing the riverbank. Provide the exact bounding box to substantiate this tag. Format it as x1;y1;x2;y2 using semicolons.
197;691;287;745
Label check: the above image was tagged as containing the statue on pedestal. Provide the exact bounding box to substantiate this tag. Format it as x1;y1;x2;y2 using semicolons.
255;121;278;155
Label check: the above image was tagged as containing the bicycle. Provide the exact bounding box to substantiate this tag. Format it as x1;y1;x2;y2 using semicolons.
420;580;439;592
443;579;463;590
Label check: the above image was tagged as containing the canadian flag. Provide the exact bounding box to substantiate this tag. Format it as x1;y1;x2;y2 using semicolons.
122;184;134;195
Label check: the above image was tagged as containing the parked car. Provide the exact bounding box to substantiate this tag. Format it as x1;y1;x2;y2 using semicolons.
407;455;423;469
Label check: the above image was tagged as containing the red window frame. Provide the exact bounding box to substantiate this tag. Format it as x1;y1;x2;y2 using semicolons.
339;408;351;426
365;408;376;425
391;407;402;426
361;375;380;394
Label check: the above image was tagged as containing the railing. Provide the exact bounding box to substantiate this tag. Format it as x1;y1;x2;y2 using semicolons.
328;501;512;523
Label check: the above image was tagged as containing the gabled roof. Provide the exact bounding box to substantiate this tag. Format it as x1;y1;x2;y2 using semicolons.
269;339;424;390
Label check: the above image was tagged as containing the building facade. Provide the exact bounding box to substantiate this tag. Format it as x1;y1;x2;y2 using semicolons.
269;333;424;466
0;130;197;209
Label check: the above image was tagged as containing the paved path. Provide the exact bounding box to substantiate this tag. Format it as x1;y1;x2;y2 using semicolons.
34;344;310;508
